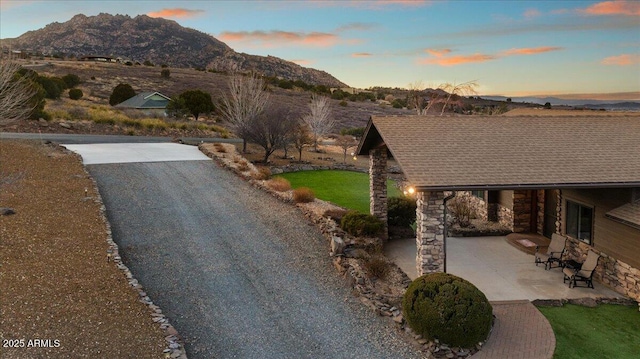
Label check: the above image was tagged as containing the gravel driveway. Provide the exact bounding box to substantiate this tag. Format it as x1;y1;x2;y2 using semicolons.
88;160;421;359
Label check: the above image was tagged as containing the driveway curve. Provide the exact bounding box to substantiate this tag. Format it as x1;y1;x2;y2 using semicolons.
88;159;421;359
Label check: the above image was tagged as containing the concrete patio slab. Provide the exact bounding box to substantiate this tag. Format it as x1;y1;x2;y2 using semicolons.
385;236;621;301
62;143;211;165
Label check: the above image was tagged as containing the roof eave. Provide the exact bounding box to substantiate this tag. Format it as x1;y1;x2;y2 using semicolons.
414;181;640;192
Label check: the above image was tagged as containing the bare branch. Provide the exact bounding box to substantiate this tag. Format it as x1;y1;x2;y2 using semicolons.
302;94;335;152
0;60;37;124
439;80;478;116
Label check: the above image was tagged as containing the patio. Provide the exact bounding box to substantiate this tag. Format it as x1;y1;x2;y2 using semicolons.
384;235;622;301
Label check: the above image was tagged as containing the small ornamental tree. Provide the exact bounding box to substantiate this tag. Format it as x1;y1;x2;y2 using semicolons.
109;83;135;106
403;273;493;348
168;89;214;121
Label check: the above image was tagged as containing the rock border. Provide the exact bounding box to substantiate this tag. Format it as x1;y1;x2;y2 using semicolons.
199;143;480;359
72;148;188;359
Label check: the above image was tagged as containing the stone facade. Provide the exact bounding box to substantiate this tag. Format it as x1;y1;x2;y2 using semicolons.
536;190;545;235
416;191;446;275
513;190;533;233
498;205;514;230
563;236;640;302
369;149;388;239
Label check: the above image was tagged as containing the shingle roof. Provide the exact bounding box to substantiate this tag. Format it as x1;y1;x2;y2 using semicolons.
115;92;171;109
606;201;640;230
357;115;640;190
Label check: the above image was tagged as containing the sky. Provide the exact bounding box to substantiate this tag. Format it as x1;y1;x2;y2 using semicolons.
1;0;639;99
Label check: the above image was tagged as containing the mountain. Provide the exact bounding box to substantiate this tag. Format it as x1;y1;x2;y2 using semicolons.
0;13;347;87
483;95;640;108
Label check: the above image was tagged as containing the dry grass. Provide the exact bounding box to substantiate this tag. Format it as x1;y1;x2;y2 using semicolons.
253;166;272;180
0;140;165;358
266;177;291;192
293;187;315;203
362;254;391;280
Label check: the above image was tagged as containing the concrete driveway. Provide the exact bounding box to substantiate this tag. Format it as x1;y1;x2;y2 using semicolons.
385;236;621;301
64;143;421;359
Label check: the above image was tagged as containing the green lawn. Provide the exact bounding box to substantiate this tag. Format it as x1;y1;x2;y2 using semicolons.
277;170;402;213
537;304;640;359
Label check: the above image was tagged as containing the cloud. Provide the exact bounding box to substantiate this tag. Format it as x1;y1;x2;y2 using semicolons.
501;46;563;56
601;54;640;65
425;48;452;57
219;30;339;47
580;1;640;16
335;22;377;32
352;52;373;58
523;8;541;18
311;0;430;9
147;8;204;19
419;53;496;66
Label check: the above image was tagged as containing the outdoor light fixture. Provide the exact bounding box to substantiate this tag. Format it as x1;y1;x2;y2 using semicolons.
403;186;416;196
351;152;357;161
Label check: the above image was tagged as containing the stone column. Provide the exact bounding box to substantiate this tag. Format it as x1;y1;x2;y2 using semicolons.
512;189;532;233
416;191;446;275
369;148;388;240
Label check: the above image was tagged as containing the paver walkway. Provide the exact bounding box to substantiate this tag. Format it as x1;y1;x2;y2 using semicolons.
471;300;555;359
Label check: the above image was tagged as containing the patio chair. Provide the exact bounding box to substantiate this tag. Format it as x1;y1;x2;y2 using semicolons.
563;250;600;288
534;233;567;270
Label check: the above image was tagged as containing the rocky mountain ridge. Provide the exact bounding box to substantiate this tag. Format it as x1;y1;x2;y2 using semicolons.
1;13;347;87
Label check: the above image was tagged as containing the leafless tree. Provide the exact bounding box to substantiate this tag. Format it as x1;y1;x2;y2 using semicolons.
302;94;335;152
0;60;37;124
292;122;313;162
439;80;478;115
219;72;270;152
246;104;297;163
407;81;428;115
335;135;358;164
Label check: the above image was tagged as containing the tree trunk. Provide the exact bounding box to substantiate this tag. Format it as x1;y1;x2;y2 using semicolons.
298;148;303;162
242;138;247;153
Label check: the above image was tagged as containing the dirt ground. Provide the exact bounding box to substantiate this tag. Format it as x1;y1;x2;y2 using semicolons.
0;140;165;358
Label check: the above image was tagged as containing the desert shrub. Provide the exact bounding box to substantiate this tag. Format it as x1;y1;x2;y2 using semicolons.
62;73;81;88
448;195;472;227
403;273;493;348
161;69;170;78
236;160;249;172
68;88;83;100
109;83;135;106
388;196;417;227
266;177;291;192
340;211;384;237
253;167;272;180
293;187;315;203
322;208;348;222
362;254;390;279
214;144;227;153
339;100;347;107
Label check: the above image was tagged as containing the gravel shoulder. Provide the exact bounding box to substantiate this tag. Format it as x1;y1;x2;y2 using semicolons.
88;159;422;359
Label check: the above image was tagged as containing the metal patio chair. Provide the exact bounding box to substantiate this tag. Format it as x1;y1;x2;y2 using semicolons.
563;250;600;289
534;233;567;270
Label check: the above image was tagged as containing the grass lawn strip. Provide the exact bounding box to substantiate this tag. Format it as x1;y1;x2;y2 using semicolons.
277;170;401;213
537;304;640;359
0;140;166;358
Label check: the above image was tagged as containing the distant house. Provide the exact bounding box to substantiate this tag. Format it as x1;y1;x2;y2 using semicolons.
115;91;171;116
357;114;640;302
79;55;117;62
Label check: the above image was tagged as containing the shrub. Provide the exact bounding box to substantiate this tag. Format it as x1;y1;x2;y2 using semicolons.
448;196;472;227
266;177;291;192
68;88;83;100
109;83;135;106
161;69;170;78
362;254;390;279
339;100;347;107
340;211;384;237
253;167;272;180
403;273;493;348
214;144;227;153
388;196;417;227
236;160;249;172
293;187;315;203
62;73;81;88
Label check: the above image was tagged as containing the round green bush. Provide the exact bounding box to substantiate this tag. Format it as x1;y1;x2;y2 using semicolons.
403;272;493;348
68;88;83;100
340;211;384;237
388;196;417;227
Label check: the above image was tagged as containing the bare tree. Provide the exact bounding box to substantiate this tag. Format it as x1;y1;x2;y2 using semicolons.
292;122;313;162
335;135;358;164
219;72;270;152
439;80;478;116
407;80;428;115
302;94;335;152
246;104;297;163
0;61;37;124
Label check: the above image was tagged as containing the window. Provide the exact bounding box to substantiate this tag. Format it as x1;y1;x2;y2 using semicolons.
566;200;593;244
471;190;484;200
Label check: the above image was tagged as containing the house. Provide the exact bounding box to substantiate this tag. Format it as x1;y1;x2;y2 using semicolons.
114;91;171;116
357;114;640;301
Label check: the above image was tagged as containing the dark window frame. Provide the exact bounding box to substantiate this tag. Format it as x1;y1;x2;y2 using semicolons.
471;190;485;200
565;199;594;245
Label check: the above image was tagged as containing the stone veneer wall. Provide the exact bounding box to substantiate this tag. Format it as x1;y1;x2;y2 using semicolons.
513;190;532;233
563;236;640;302
498;205;514;230
536;190;545;235
369;149;388;239
416;191;446;275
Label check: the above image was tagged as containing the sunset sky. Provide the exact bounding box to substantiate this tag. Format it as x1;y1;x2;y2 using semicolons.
1;0;638;99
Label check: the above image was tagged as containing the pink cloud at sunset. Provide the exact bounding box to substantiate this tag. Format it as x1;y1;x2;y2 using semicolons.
601;54;640;65
425;48;452;57
419;53;496;66
219;30;339;48
352;52;372;58
147;8;204;19
291;59;312;66
523;8;541;18
501;46;563;56
580;1;640;16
